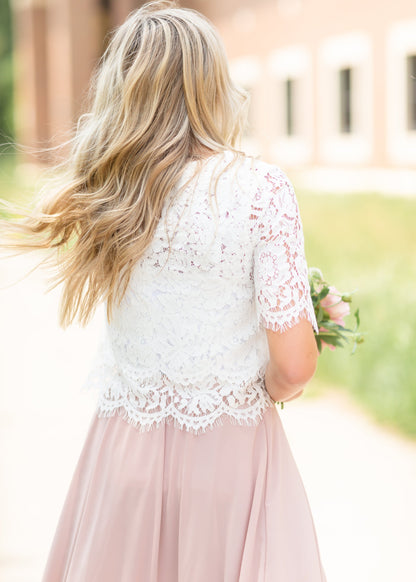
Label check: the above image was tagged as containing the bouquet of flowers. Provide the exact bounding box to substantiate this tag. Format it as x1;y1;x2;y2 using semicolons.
275;268;364;410
308;267;364;354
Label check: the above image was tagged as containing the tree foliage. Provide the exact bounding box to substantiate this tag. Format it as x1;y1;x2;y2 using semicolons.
0;0;14;142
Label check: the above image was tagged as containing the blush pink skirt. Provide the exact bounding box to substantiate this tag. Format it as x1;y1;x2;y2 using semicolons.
41;405;327;582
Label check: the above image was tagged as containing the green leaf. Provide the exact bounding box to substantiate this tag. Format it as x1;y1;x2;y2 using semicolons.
354;308;360;329
319;320;345;331
316;334;345;347
317;287;330;301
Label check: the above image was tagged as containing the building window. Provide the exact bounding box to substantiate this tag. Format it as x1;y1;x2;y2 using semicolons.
339;67;353;133
284;78;296;135
407;54;416;131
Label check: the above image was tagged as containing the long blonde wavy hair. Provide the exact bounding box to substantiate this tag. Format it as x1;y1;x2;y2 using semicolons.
0;0;249;327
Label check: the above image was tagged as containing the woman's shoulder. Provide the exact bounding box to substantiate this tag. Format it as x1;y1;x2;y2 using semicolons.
183;149;288;182
230;151;290;187
232;153;294;207
179;150;293;207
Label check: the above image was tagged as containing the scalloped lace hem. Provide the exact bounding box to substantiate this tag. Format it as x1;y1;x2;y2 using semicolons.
260;304;319;334
94;398;276;436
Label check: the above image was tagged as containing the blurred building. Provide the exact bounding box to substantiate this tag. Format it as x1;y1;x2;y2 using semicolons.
12;0;416;194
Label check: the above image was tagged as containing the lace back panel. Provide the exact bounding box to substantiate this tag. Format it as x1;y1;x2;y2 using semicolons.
83;151;318;435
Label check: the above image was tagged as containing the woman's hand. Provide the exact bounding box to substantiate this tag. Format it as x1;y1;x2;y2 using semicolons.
264;318;319;403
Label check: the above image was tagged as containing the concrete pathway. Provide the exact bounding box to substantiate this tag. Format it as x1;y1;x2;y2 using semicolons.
1;255;415;582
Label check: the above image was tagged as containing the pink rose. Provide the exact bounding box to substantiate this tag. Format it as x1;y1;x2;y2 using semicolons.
320;286;350;326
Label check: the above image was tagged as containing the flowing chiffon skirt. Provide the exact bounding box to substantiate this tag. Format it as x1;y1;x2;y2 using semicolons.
41;404;327;582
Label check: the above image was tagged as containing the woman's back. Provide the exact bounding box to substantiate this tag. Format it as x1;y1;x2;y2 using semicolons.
84;150;318;435
0;2;327;579
41;147;326;582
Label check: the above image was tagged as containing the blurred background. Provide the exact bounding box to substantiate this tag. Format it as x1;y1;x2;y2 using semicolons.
1;1;416;581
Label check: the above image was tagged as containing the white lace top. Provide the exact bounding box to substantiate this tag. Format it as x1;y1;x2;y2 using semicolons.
82;150;318;435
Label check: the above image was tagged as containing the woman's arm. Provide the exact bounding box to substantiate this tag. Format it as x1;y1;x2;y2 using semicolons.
264;318;319;403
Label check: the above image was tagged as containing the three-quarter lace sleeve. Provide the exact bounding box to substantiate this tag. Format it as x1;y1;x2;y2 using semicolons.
253;166;319;334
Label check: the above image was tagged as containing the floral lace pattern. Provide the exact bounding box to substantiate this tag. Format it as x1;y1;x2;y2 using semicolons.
253;164;318;333
82;151;318;435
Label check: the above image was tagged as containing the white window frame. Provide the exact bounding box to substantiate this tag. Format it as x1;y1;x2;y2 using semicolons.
317;32;373;165
267;45;313;166
386;20;416;166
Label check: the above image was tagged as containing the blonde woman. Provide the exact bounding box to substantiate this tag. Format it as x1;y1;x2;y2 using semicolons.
2;1;327;580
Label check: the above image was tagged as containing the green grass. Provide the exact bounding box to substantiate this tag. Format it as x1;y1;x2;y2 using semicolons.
299;191;416;440
0;153;40;216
